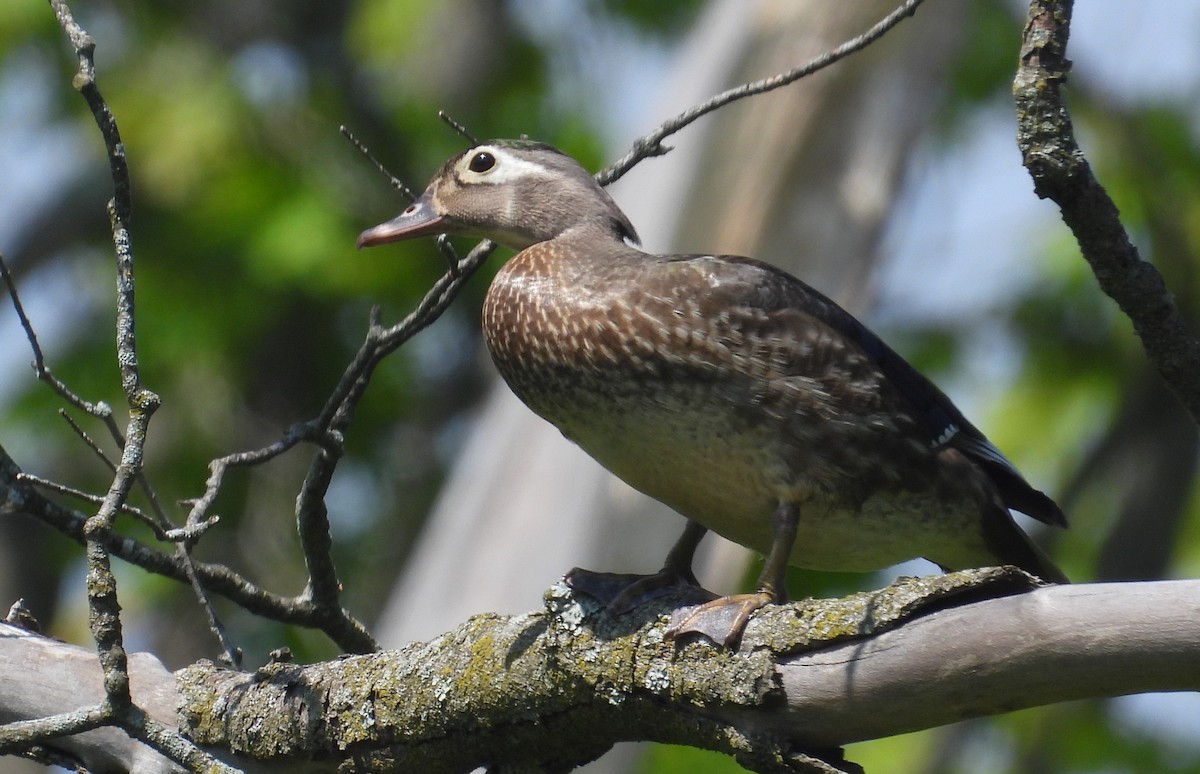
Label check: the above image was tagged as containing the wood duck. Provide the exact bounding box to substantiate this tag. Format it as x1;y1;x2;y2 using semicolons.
357;139;1068;645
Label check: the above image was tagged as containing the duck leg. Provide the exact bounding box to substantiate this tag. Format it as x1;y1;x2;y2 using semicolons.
666;501;799;647
565;520;716;610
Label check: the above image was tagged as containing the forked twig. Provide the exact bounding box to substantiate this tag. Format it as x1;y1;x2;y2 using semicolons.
18;473;144;519
596;0;927;186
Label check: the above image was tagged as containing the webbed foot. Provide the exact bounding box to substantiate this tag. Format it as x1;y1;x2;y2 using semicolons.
565;520;714;613
565;567;716;612
664;591;775;647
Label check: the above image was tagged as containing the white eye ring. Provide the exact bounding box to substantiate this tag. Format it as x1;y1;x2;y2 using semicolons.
459;147;550;184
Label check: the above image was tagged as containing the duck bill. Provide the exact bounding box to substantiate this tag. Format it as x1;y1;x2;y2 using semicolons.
356;191;448;249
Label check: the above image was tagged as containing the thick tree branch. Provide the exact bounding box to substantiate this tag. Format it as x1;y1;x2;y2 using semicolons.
0;622;233;774
175;574;1200;771
1014;0;1200;423
3;574;1196;773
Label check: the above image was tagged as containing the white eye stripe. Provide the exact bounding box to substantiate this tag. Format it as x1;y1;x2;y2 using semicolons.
459;146;553;184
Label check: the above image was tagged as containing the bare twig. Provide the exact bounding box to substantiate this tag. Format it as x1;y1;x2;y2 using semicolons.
182;420;329;527
340;124;416;198
37;0;243;673
0;701;237;774
317;240;495;436
286;240;492;646
129;709;241;774
1014;0;1200;424
295;449;342;608
438;109;479;145
182;420;379;652
434;233;462;274
7;147;239;670
0;252;113;417
54;410;187;540
56;401;238;666
20;471;221;544
49;0;138;718
57;409;118;472
596;0;927;186
0;704;112;752
18;472;144;518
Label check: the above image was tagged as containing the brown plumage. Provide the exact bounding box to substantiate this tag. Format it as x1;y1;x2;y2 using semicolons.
358;139;1067;645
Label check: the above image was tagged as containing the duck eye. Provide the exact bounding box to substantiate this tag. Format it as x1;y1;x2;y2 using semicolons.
468;151;496;173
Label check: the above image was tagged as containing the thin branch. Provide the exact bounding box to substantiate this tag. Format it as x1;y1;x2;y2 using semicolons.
318;238;495;435
2;443;377;652
177;554;244;670
49;0;138;717
176;421;376;652
1013;0;1200;424
0;251;113;417
438;109;479;145
57;409;118;472
295;448;342;609
0;704;112;752
127;709;242;774
339;124;416;198
596;0;927;186
17;472;145;520
19;473;228;672
8;184;239;672
10;8;238;665
21;470;219;543
284;240;492;648
182;420;324;527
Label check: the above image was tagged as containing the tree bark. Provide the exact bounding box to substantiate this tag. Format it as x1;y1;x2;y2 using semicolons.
5;572;1198;773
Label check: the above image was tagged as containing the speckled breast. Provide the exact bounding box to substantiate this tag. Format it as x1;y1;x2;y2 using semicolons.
481;243;778;520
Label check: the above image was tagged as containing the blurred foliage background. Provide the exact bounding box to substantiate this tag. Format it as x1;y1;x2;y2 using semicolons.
1;0;1198;772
